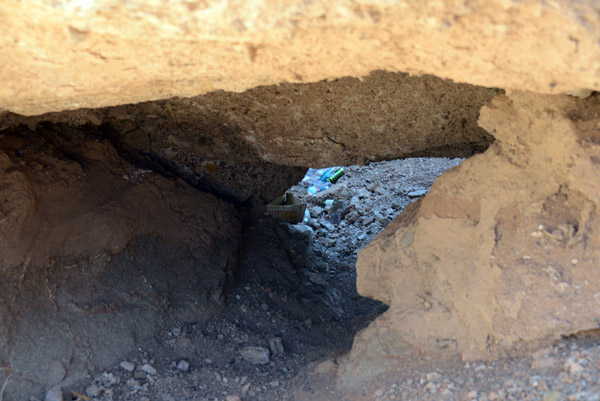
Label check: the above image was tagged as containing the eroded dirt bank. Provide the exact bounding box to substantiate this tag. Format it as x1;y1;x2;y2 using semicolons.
0;124;243;399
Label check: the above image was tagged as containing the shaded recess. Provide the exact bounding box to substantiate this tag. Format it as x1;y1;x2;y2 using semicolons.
1;71;501;203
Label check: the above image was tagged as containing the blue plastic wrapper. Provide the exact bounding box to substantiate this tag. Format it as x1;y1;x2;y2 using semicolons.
302;167;341;195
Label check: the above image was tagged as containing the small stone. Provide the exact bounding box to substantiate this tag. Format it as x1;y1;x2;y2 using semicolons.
426;372;441;382
176;360;190;372
100;372;119;387
357;188;371;198
467;390;478;398
565;360;584;376
120;361;135;371
126;379;141;389
407;189;428;198
85;384;102;398
225;396;242;401
543;390;564;401
140;364;157;375
44;386;63;401
310;206;324;218
269;380;279;387
268;337;285;356
134;371;147;380
239;346;270;365
375;186;388;196
488;391;500;400
425;382;438;393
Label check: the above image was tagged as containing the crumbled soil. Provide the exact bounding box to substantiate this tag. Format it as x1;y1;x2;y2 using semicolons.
63;158;600;401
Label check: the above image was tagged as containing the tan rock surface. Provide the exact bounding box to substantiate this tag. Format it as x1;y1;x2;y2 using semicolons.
338;92;600;387
1;0;599;116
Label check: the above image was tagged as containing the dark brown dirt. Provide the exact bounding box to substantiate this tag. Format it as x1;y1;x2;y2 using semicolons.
0;71;501;203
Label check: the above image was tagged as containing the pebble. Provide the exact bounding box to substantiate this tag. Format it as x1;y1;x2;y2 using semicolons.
310;206;324;218
140;364;157;375
268;337;285;356
44;386;63;401
425;382;438;393
85;384;102;398
408;189;428;197
543;390;564;401
134;371;147;380
426;372;441;382
239;346;270;365
565;360;585;376
225;396;242;401
126;379;141;389
176;360;190;372
120;361;135;372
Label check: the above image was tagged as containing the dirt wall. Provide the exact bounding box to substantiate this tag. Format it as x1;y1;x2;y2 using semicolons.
0;125;242;399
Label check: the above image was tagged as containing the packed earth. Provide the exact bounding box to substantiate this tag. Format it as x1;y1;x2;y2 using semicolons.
39;158;600;401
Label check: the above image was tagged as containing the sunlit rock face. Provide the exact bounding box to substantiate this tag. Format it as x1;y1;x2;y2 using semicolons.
338;92;600;387
1;0;599;116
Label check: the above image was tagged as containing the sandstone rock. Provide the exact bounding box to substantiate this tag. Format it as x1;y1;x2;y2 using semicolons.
1;1;599;116
338;92;600;387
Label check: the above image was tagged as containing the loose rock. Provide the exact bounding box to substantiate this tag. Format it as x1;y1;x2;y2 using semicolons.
176;360;190;372
140;364;157;375
85;384;102;398
268;337;285;356
120;361;135;372
239;346;270;365
44;386;63;401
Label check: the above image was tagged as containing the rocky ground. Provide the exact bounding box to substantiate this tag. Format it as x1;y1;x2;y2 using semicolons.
39;157;600;401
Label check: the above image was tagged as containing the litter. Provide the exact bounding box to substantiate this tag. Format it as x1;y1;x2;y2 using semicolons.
265;192;307;223
301;167;344;195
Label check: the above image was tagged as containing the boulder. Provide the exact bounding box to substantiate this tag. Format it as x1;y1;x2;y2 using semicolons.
338;92;600;387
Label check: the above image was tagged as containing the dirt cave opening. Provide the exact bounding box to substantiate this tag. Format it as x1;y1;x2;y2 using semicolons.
209;157;465;400
0;112;465;401
0;70;499;401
